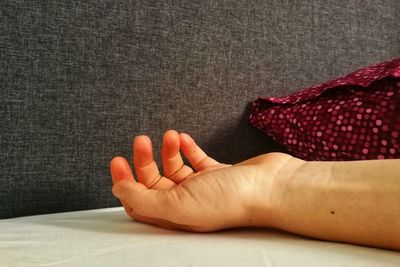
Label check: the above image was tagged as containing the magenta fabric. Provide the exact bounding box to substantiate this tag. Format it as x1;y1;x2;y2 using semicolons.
249;58;400;161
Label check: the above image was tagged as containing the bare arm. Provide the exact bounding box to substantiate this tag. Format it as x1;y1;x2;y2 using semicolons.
260;158;400;250
111;131;400;251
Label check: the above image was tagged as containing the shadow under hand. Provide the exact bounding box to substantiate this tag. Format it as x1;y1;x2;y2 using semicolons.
31;208;181;236
31;208;400;264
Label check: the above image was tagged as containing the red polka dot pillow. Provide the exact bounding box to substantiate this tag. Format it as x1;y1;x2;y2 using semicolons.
249;58;400;161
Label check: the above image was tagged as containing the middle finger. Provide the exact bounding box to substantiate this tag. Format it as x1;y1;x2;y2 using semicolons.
133;135;175;189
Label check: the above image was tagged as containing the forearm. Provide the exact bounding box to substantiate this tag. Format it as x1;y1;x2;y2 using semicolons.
267;158;400;250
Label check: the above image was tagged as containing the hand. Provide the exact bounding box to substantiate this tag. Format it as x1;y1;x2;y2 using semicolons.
110;130;298;232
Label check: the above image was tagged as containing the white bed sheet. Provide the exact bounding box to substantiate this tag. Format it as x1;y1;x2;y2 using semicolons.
1;207;399;267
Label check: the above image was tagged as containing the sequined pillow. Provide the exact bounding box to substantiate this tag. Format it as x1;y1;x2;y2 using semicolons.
249;58;400;161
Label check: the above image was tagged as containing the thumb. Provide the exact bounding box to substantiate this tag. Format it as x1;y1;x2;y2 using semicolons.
112;179;176;221
110;156;178;221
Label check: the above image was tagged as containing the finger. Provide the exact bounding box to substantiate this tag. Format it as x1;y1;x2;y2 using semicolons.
114;178;209;232
119;187;195;231
113;176;181;229
133;135;175;189
110;156;134;185
110;157;136;214
161;130;194;183
179;133;220;171
112;179;176;221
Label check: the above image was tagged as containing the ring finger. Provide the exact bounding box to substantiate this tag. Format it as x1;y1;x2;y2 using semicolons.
161;130;194;184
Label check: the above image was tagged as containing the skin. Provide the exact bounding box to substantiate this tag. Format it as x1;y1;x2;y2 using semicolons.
110;130;400;251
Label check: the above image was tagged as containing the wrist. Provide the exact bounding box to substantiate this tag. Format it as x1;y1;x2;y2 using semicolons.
246;153;306;229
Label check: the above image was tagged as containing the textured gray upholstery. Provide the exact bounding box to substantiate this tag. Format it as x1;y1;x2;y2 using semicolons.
1;0;399;219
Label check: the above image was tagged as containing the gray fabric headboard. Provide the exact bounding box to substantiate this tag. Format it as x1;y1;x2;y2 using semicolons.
1;0;399;219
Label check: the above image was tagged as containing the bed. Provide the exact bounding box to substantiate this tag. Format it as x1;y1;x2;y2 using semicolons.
1;207;400;266
1;1;400;265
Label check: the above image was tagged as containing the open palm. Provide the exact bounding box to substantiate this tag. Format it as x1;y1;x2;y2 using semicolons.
110;130;293;231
